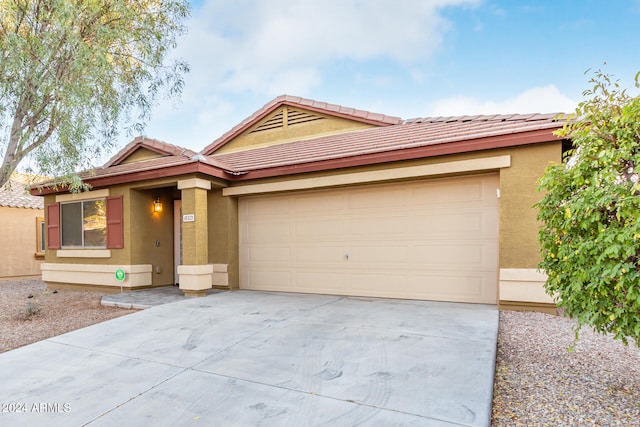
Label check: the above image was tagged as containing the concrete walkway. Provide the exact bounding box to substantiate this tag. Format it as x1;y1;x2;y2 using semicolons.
101;286;224;309
0;291;498;426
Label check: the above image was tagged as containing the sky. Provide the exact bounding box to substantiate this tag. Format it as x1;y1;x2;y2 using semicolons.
127;0;640;155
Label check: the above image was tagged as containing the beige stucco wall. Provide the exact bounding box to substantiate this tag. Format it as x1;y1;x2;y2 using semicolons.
215;106;377;154
41;141;561;300
499;142;561;268
129;187;175;287
181;185;209;265
44;182;177;288
0;206;43;279
208;189;239;288
225;141;563;273
121;147;164;164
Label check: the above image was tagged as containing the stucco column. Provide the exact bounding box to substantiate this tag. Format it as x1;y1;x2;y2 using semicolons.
177;178;212;296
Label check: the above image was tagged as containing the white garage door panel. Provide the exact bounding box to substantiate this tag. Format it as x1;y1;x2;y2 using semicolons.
239;174;499;304
413;181;485;205
409;243;490;267
347;216;409;236
244;197;291;217
406;272;496;302
411;210;496;236
246;221;291;242
349;245;409;264
248;270;292;290
295;220;344;239
295;271;345;292
247;246;291;263
345;272;409;292
294;193;345;212
294;246;346;263
346;272;494;301
348;187;408;209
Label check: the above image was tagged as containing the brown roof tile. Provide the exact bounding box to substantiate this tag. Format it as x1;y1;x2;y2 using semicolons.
404;112;565;124
34;104;568;193
32;137;233;191
210;113;565;173
76;151;234;182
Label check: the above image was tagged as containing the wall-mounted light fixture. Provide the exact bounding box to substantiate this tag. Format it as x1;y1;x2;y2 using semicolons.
153;197;163;213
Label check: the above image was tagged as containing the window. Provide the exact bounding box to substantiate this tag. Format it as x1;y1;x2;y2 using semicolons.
40;220;45;252
46;195;122;250
61;199;107;248
35;217;45;259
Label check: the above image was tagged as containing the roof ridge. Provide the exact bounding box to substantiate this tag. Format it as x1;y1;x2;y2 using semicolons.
200;94;403;155
404;112;567;124
134;136;198;157
103;136;197;168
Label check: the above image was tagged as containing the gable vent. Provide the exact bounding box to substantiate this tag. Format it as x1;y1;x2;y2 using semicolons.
287;108;324;126
251;110;284;133
250;108;324;134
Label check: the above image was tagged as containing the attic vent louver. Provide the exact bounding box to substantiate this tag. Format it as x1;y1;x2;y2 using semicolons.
251;110;284;133
250;108;324;134
286;108;324;126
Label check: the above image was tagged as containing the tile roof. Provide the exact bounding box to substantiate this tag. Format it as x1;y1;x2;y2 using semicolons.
0;173;45;209
201;95;403;155
32;102;567;192
403;112;563;124
75;148;233;181
31;137;235;192
104;136;198;168
209;113;566;173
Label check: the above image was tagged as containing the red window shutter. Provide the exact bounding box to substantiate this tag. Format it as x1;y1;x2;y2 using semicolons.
106;196;124;249
46;203;61;249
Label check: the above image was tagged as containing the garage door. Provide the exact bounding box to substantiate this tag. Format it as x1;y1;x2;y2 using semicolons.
238;173;499;304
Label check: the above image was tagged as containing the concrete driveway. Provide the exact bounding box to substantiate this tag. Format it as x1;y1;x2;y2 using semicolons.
0;291;498;426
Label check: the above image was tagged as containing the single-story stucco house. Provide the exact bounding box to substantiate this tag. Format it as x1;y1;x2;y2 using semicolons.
1;173;45;279
33;95;569;313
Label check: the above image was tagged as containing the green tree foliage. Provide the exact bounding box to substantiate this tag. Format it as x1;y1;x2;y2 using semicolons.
0;0;190;188
536;70;640;346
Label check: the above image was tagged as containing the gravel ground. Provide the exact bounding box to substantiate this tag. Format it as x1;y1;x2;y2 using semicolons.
2;279;639;425
492;311;640;426
0;279;136;353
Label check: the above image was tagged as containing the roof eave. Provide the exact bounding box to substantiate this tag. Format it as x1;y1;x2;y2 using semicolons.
30;126;564;196
30;161;230;195
226;127;563;181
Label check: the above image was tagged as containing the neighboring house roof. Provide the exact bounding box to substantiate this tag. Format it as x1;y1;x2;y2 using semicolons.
1;173;45;209
200;95;403;155
209;112;564;179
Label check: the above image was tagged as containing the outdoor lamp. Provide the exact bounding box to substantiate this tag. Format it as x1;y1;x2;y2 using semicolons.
153;197;163;213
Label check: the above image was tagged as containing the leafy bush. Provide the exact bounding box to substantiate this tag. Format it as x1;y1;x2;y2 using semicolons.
536;70;640;346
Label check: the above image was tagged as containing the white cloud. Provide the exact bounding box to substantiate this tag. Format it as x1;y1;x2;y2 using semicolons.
429;85;578;116
137;0;487;151
184;0;479;96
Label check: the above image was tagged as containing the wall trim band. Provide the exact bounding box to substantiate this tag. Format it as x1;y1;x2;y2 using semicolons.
223;155;511;196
